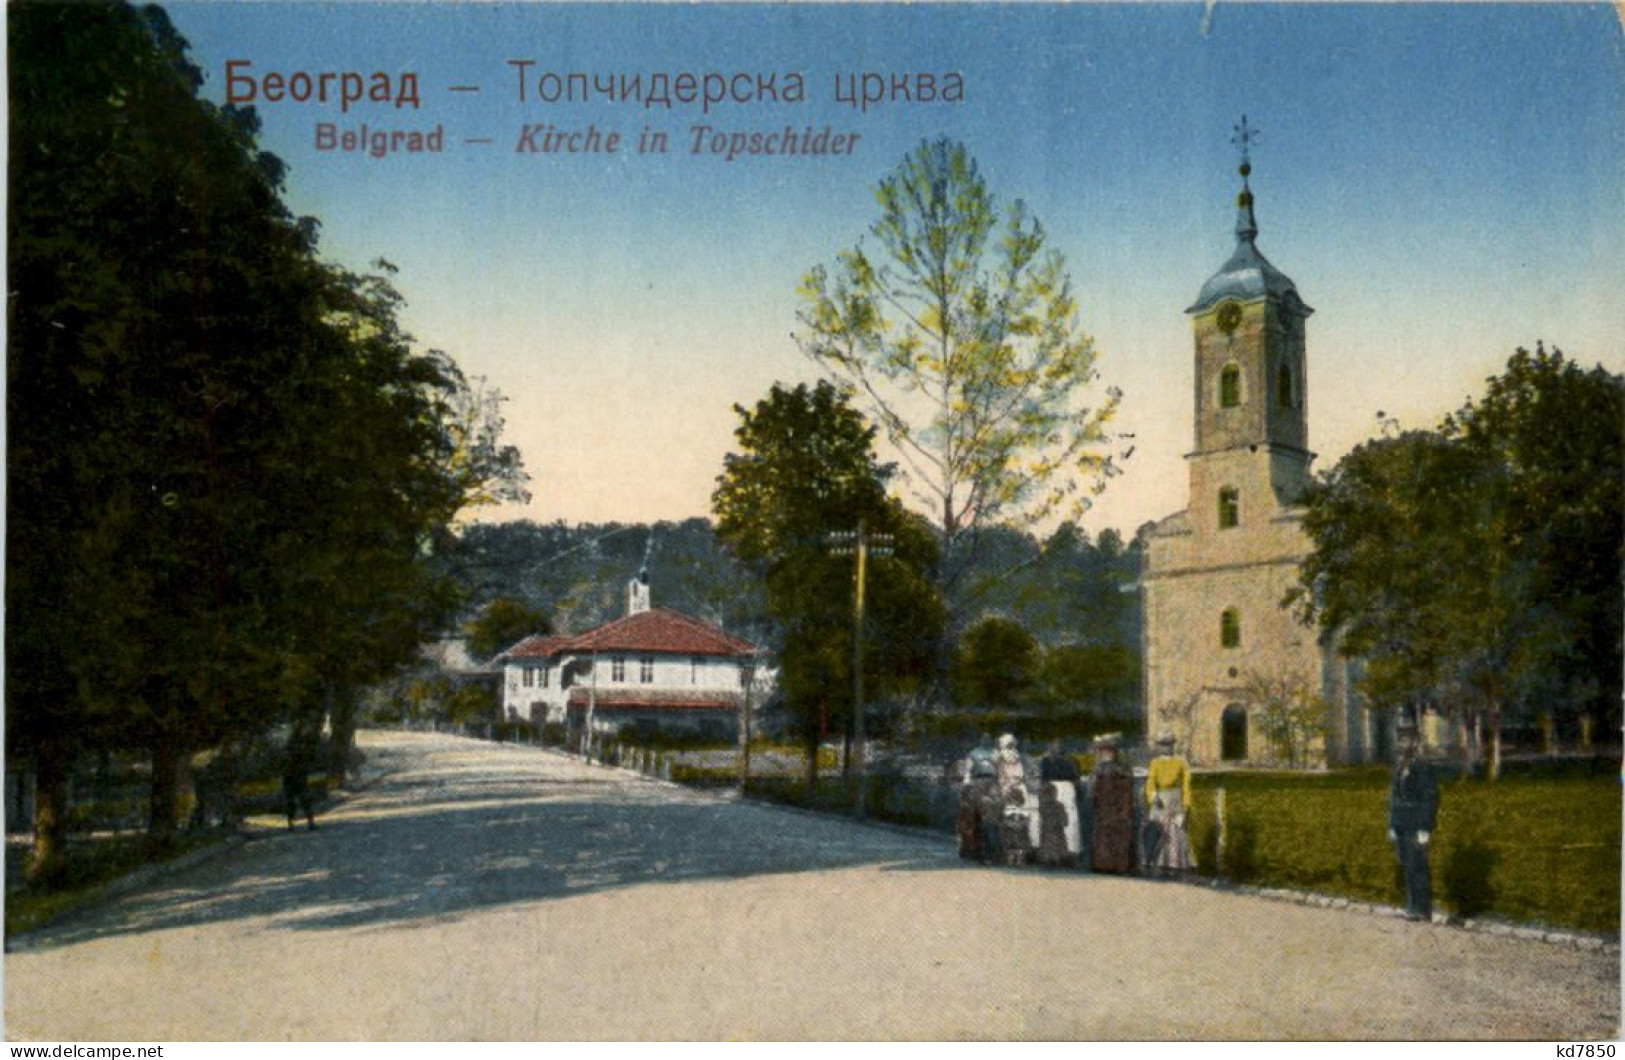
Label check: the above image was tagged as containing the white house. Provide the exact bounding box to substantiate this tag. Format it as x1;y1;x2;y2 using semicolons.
498;569;766;747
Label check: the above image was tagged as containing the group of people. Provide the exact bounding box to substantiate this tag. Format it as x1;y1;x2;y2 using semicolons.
955;719;1444;922
955;730;1196;877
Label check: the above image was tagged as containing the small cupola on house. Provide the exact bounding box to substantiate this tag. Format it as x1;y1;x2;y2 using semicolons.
627;565;650;615
628;533;654;615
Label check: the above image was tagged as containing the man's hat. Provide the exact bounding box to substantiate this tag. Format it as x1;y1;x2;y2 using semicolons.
1155;730;1176;747
1094;733;1122;751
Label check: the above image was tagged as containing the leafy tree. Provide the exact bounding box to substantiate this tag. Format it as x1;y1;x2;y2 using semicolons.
446;684;499;730
467;598;552;660
952;616;1040;709
1296;346;1620;777
265;263;501;791
1444;344;1624;750
9;0;318;863
7;1;525;868
1297;429;1506;772
712;381;942;786
1040;643;1140;716
1240;670;1332;768
797;138;1121;643
966;523;1142;650
439;371;530;519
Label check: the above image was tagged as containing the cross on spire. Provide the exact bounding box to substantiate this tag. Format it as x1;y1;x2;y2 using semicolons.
1231;114;1260;168
1231;115;1260;244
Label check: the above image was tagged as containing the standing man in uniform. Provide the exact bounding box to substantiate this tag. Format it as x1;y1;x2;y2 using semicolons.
1388;718;1439;921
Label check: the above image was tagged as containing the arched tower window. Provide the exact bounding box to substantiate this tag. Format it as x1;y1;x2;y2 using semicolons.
1219;364;1242;408
1220;608;1241;649
1218;487;1240;529
1277;363;1293;408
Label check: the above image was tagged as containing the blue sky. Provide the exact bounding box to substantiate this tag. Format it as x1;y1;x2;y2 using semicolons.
166;2;1625;537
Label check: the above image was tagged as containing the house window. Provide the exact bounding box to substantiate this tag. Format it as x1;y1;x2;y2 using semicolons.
1218;487;1240;529
522;668;534;689
611;656;626;682
640;656;655;684
1220;608;1241;649
1219;365;1241;408
691;656;704;685
539;664;549;689
1277;364;1293;408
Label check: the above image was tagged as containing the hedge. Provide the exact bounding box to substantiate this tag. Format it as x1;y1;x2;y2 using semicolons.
743;774;952;831
1187;770;1620;933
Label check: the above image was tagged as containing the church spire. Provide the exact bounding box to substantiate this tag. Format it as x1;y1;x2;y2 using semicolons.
1188;115;1306;316
1232;114;1260;245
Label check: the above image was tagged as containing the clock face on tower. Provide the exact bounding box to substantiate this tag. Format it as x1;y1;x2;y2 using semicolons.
1215;301;1242;335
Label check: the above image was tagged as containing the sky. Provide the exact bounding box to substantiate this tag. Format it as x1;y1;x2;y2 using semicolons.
165;2;1625;539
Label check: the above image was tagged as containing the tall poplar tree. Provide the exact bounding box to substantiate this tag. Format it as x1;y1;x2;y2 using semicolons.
797;138;1121;607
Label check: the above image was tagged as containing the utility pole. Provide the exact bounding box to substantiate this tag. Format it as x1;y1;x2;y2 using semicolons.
826;517;892;818
585;650;598;761
737;652;757;796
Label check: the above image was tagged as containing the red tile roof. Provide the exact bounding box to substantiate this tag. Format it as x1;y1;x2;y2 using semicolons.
566;608;757;656
503;634;576;660
500;608;759;660
566;687;741;712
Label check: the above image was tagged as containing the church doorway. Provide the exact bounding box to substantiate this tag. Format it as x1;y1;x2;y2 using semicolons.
1221;704;1249;761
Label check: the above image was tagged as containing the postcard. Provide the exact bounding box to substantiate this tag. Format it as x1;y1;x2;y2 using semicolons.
6;0;1622;1045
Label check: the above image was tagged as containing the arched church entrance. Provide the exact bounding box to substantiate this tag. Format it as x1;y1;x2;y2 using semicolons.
1221;704;1249;761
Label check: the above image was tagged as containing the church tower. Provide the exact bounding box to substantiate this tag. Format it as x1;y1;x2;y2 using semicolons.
1185;116;1313;537
1142;118;1365;766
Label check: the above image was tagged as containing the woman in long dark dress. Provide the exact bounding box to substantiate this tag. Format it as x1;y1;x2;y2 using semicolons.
1090;734;1135;874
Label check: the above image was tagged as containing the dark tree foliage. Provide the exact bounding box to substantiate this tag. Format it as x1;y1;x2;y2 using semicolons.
1038;643;1140;718
712;382;943;785
8;1;520;874
1296;346;1623;777
465;598;552;661
447;517;766;637
961;522;1142;649
951;616;1040;709
1445;345;1624;747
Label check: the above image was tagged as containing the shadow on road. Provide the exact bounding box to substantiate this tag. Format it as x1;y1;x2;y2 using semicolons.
19;738;961;950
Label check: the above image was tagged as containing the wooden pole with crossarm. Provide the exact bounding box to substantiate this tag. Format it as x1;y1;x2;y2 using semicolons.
826;517;893;818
